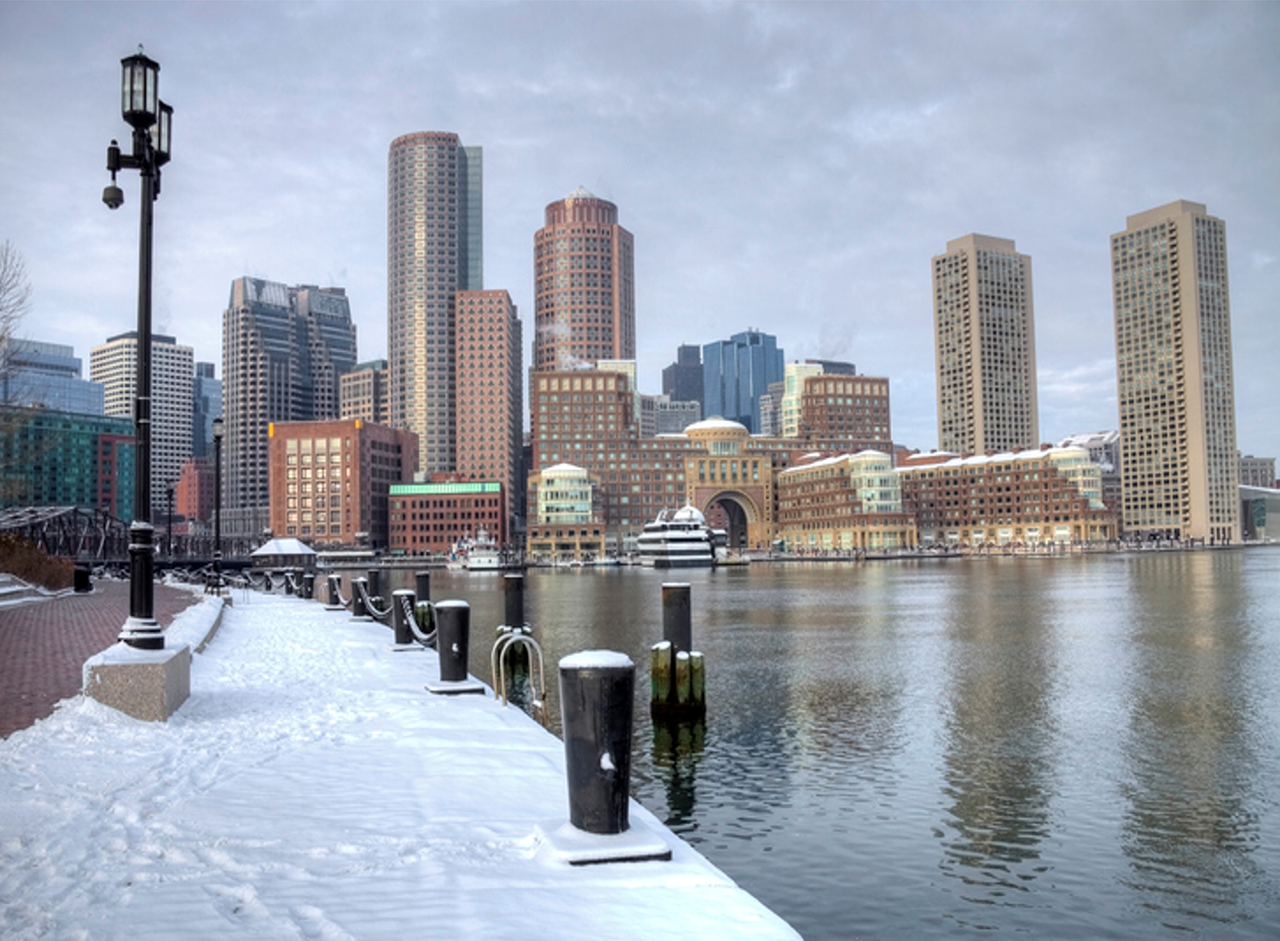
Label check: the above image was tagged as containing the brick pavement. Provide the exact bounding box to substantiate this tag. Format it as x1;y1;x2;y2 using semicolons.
0;579;200;739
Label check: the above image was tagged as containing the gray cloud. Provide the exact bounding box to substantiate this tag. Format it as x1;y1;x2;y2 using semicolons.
2;0;1276;459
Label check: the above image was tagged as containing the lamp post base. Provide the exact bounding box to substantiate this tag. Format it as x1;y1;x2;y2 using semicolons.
119;616;164;650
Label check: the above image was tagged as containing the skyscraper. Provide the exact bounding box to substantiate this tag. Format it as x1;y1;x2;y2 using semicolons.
387;131;482;475
222;277;357;539
1111;200;1239;542
455;289;523;529
662;343;703;410
90;330;194;511
533;187;635;371
0;338;104;415
932;234;1039;454
702;330;783;433
191;361;221;459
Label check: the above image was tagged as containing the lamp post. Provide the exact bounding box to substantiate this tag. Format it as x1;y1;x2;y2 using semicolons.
166;482;174;560
212;415;224;590
103;47;173;649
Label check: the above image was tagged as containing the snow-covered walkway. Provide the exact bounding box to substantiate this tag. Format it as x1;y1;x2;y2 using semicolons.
1;590;799;940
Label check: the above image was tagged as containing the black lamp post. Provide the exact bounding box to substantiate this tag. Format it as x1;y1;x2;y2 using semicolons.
104;47;173;650
166;482;174;559
212;415;224;590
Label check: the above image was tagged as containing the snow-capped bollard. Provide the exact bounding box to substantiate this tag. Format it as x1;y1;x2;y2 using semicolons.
325;573;342;608
366;568;381;600
302;571;315;599
427;600;485;694
559;650;635;835
392;588;416;645
415;570;431;604
350;578;371;620
503;573;524;627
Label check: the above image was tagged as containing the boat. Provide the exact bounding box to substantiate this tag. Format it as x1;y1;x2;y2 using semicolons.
461;529;503;571
636;506;715;568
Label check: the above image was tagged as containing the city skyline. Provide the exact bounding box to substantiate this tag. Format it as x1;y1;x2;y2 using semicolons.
2;3;1276;460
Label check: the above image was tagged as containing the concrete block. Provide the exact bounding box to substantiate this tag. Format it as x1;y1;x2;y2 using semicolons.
83;643;191;722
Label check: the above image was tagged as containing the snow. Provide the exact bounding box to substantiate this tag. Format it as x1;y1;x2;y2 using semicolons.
0;590;798;940
558;650;635;670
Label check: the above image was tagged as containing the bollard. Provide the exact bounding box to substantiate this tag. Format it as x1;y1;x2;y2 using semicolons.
302;571;315;599
351;577;370;619
559;650;635;835
74;562;92;593
366;568;381;600
651;582;705;719
392;589;416;645
662;583;692;653
427;601;484;694
415;570;431;604
503;573;524;627
326;573;342;608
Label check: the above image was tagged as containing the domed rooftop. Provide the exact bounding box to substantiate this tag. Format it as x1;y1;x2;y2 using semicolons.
683;417;749;435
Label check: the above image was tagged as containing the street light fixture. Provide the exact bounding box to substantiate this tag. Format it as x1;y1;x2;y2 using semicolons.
104;46;173;650
212;415;224;591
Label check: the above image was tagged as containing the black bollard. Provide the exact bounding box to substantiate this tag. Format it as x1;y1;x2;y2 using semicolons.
326;573;342;607
559;651;636;835
415;570;431;604
503;573;524;627
351;577;370;619
366;568;381;600
392;589;416;645
74;562;92;593
302;572;315;599
435;600;470;682
662;583;692;653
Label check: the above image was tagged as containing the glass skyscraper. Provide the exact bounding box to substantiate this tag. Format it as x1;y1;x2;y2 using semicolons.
702;330;784;433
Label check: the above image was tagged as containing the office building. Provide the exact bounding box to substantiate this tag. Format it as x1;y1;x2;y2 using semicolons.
0;405;134;518
90;330;194;511
933;234;1039;454
1112;200;1239;542
0;339;104;415
1059;431;1122;510
387;131;482;475
780;362;824;438
389;479;507;555
1239;454;1276;489
662;344;703;412
533;187;635;370
898;447;1115;546
222;278;358;541
175;455;215;525
191;361;221;459
800;373;893;450
703;330;784;433
654;398;701;435
340;360;389;425
455;289;523;530
776;450;916;553
268;419;418;549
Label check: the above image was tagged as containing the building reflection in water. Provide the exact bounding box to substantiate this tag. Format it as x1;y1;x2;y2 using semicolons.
1118;552;1265;931
937;561;1057;924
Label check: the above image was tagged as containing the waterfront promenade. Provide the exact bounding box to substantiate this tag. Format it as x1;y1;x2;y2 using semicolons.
0;583;800;940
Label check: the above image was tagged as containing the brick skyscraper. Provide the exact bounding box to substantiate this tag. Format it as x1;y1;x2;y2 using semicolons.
533;187;634;371
387;132;482;474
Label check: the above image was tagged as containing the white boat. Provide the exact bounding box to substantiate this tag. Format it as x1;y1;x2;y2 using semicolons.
461;530;503;571
636;506;715;568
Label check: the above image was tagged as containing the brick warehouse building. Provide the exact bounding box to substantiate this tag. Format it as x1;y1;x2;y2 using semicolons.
268;419;417;549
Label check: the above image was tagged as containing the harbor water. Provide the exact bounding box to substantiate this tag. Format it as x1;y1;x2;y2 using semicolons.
381;549;1280;939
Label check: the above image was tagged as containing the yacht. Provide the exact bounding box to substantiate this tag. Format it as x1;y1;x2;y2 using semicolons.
461;529;503;571
636;506;715;568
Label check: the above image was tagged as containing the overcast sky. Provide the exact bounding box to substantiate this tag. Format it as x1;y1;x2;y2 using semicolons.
2;1;1277;459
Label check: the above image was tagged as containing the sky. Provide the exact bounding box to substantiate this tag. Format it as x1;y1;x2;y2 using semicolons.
1;1;1277;459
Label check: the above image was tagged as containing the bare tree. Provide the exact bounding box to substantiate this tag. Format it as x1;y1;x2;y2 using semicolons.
0;239;33;381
